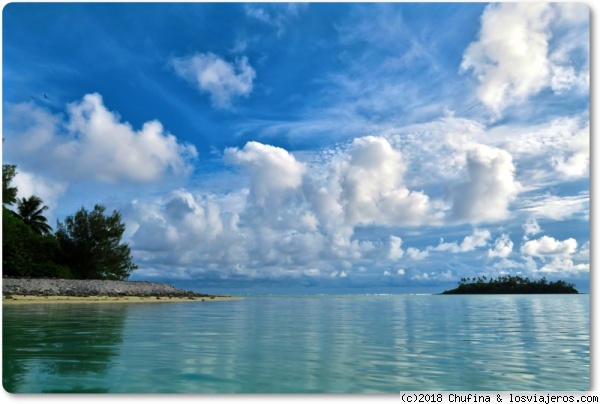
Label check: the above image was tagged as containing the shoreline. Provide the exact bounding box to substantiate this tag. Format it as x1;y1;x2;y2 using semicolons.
3;278;241;305
3;295;242;305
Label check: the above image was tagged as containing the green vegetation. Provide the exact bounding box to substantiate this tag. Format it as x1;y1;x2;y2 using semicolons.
442;275;578;294
3;164;18;206
56;205;137;280
3;206;71;278
2;164;137;280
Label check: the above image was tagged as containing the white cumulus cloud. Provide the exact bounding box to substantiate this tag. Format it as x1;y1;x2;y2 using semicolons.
488;234;513;258
224;141;306;214
449;144;520;223
4;94;198;184
172;52;256;109
405;247;429;261
539;258;589;273
335;136;437;227
127;189;249;268
388;236;404;260
432;229;491;253
521;235;577;258
461;3;588;117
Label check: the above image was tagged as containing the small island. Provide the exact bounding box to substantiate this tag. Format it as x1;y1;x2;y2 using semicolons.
442;275;578;294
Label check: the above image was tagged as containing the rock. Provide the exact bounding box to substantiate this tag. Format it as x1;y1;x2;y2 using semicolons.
3;278;219;300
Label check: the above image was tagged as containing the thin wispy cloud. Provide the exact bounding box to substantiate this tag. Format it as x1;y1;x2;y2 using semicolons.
244;3;304;37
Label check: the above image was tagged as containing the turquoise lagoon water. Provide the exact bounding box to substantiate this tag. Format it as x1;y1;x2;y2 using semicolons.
2;294;589;393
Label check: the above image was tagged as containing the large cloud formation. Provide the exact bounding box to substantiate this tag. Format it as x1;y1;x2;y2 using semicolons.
125;133;534;283
4;93;198;183
304;136;440;233
461;2;588;116
126;136;438;280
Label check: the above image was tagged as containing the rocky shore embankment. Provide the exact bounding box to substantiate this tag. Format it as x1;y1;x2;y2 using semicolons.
3;278;217;299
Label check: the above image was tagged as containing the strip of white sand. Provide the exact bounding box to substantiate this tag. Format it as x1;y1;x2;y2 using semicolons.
3;295;242;304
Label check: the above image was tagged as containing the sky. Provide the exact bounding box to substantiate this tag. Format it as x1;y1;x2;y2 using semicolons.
1;2;591;294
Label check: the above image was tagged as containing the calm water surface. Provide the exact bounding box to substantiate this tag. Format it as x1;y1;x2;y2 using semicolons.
2;295;589;393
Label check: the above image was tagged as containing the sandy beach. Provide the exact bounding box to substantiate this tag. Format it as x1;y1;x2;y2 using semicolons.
3;278;241;304
3;295;242;304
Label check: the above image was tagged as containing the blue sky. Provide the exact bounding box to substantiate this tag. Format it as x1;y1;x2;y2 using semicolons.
2;2;590;294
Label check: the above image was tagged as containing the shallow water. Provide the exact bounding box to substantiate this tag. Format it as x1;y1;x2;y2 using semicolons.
2;294;589;393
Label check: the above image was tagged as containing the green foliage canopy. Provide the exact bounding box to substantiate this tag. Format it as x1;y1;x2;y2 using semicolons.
3;206;71;278
2;164;138;280
56;205;138;280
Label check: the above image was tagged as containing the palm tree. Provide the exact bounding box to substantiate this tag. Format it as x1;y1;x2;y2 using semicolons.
17;195;52;235
2;164;18;206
